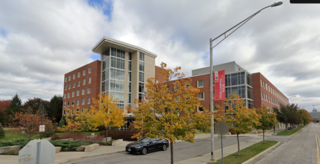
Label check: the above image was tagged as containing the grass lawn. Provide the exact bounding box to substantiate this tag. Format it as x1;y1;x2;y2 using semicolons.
196;131;211;135
276;125;305;136
207;141;278;164
0;132;41;142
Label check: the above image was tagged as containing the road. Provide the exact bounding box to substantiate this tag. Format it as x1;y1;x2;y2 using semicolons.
65;135;254;164
256;123;318;164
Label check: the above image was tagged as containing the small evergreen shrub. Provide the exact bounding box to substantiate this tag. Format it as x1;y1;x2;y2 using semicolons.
76;147;84;151
0;139;28;148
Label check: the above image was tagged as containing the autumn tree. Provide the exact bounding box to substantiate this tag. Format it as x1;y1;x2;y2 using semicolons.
255;106;277;143
58;107;82;136
87;93;126;138
12;107;52;141
0;100;11;126
298;109;312;125
133;62;211;164
225;93;260;156
24;98;49;115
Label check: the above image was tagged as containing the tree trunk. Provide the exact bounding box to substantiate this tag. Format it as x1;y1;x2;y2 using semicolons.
105;129;108;138
170;141;174;164
237;133;240;156
263;129;265;144
273;126;275;134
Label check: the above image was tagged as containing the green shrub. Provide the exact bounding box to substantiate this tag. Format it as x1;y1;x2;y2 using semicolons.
5;150;19;155
0;139;28;148
59;116;66;127
76;147;84;151
0;123;5;139
49;140;96;151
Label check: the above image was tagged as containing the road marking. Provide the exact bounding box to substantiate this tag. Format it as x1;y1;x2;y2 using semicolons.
314;129;320;164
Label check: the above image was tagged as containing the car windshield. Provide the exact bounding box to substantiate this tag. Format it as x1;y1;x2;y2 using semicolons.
138;137;150;143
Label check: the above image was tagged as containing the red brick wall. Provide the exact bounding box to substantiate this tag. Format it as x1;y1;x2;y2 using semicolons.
62;60;101;115
155;66;167;82
252;72;289;111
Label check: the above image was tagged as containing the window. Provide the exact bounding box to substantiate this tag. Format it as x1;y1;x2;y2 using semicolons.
64;94;66;99
139;52;145;61
83;79;86;85
82;98;85;105
78;72;80;78
73;74;75;79
68;84;71;89
139;72;144;82
77;99;79;106
87;98;91;104
129;53;132;60
198;106;204;112
128;72;131;82
197;80;204;88
72;100;74;106
65;77;67;82
72;92;74;97
88;67;91;74
261;80;263;87
139;83;144;92
83;70;86;76
64;102;66;107
198;93;205;100
65;85;67;90
261;92;263;100
67;101;70;107
77;90;79;96
67;93;70;98
128;94;131;103
69;76;71;81
87;87;90;94
128;83;131;92
82;89;85;95
88;77;92;84
73;82;75;88
139;61;144;71
78;81;80;87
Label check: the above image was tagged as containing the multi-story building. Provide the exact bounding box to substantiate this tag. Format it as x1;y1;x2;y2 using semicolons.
191;61;253;111
92;37;157;114
62;60;101;115
252;73;289;111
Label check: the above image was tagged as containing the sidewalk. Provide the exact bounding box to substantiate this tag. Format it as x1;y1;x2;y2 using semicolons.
175;138;263;164
0;141;131;164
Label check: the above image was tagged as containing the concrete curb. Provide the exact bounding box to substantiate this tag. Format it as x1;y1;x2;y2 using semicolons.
291;125;306;136
242;141;280;164
55;150;126;164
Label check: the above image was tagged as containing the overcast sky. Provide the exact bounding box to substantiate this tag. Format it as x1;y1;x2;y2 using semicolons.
0;0;319;111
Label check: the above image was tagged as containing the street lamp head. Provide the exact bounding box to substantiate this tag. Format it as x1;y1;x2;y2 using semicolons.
271;1;283;7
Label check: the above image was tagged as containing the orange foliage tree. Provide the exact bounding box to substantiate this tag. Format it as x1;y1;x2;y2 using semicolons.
87;93;126;138
255;106;277;143
133;62;212;164
224;93;260;156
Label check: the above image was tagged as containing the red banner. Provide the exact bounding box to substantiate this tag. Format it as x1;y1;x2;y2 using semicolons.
214;70;225;101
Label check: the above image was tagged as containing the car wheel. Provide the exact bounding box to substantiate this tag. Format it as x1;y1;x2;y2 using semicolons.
162;144;167;151
141;148;147;155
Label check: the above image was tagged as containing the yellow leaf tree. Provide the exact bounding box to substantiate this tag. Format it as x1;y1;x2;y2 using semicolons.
255;106;277;144
88;93;126;138
225;93;260;156
58;108;82;137
133;62;211;164
298;109;312;125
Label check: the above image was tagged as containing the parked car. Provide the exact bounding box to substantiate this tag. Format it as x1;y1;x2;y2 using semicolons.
125;137;169;155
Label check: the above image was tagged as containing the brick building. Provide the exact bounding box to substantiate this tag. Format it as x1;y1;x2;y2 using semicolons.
252;73;289;111
62;60;101;115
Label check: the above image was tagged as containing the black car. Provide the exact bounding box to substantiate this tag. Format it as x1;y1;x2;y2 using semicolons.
126;137;169;155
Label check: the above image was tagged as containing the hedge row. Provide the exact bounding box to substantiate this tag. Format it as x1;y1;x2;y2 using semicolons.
99;129;147;141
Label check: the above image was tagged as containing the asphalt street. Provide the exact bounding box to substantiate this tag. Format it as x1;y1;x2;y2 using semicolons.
256;123;318;164
64;135;254;164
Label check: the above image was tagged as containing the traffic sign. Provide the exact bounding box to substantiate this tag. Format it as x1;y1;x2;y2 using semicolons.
215;121;229;135
19;139;55;164
39;125;45;132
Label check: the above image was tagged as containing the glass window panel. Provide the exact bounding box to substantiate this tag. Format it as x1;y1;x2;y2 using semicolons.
139;72;144;82
128;83;131;92
128;61;132;71
128;72;131;82
231;73;237;85
139;61;144;72
129;53;132;60
139;52;144;61
139;83;144;92
128;94;131;103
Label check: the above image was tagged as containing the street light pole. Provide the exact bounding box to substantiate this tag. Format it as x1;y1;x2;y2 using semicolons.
209;1;282;161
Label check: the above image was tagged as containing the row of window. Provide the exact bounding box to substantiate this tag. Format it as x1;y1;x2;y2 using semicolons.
65;77;92;90
64;97;91;107
261;79;287;104
65;67;91;82
64;88;91;99
261;92;280;106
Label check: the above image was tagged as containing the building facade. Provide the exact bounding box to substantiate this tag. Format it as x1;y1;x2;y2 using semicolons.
62;60;101;115
252;73;289;111
191;61;253;111
92;37;157;114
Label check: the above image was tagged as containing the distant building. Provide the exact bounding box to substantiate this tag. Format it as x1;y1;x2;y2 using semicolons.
309;109;320;122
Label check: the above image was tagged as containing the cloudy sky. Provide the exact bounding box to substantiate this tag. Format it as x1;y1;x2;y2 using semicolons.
0;0;319;111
